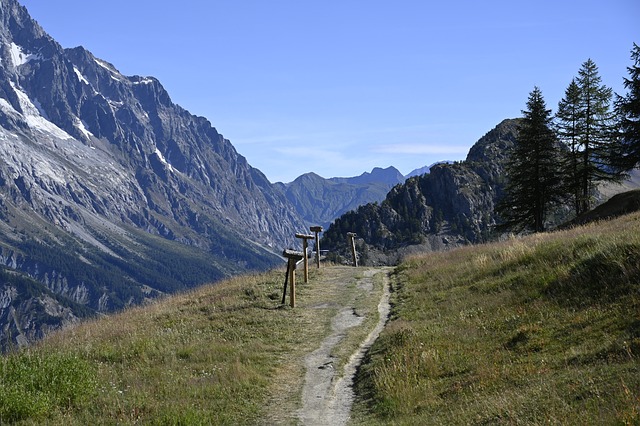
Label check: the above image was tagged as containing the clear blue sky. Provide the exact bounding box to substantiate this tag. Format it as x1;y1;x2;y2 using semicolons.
19;0;639;183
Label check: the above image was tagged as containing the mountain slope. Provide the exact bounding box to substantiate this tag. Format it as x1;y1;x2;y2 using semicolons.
353;210;640;424
0;0;307;349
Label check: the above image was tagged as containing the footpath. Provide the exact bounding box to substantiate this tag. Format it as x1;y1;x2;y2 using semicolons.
262;266;392;425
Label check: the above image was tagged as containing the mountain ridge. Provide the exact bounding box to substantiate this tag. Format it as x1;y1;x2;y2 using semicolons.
0;0;308;349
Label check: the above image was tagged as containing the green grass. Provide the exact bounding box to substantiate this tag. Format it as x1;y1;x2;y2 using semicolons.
352;212;640;425
0;352;97;423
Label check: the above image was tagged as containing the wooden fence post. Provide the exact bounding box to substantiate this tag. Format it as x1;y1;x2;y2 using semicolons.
347;232;358;267
295;233;315;283
310;226;323;268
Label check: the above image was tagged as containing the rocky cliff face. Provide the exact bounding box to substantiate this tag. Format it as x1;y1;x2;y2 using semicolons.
0;0;307;350
321;119;521;262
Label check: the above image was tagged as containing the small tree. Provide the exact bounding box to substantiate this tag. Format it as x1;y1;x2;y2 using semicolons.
498;87;564;233
615;43;640;171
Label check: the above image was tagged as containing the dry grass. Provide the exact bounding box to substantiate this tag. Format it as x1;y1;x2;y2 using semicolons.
353;212;640;425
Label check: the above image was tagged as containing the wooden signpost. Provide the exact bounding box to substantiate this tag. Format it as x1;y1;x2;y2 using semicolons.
282;249;304;308
310;226;323;268
295;233;315;283
347;232;358;267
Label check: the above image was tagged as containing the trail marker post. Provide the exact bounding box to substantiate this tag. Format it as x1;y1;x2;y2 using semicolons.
281;260;290;305
282;249;304;308
347;232;358;267
310;226;323;268
295;233;315;283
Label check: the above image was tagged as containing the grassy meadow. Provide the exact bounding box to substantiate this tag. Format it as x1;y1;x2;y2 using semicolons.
353;211;640;425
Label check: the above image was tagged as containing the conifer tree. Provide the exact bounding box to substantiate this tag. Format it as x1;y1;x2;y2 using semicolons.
616;43;640;170
556;59;620;215
498;87;563;233
556;79;583;215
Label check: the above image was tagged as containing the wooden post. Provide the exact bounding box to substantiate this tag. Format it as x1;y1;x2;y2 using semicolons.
281;259;290;305
289;259;296;308
295;233;315;283
310;226;323;268
347;232;358;267
282;249;304;307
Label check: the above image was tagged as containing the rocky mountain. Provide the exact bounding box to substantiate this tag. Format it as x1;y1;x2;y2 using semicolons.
276;166;405;229
0;0;308;350
321;119;522;264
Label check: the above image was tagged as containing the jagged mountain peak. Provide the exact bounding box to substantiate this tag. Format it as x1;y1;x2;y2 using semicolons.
466;118;520;164
329;166;403;186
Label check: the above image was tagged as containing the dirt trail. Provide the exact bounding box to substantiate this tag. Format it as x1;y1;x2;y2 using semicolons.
298;268;391;425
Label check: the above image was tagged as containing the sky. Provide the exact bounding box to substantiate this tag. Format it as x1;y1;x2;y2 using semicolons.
18;0;640;183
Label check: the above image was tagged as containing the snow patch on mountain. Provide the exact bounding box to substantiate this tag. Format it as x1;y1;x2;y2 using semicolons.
132;77;155;85
75;118;94;141
73;67;90;85
154;148;174;172
9;42;41;67
8;82;73;140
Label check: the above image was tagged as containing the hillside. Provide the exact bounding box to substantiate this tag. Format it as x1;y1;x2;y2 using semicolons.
1;209;638;424
353;210;640;424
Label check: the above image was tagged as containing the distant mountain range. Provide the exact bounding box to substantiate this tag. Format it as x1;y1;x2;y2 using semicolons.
277;164;453;230
276;167;405;229
321;119;528;263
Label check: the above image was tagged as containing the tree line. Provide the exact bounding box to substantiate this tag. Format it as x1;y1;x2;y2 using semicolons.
498;43;640;233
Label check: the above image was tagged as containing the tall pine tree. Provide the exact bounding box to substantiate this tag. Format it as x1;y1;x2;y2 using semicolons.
498;87;563;233
616;43;640;170
556;59;620;215
556;79;583;215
